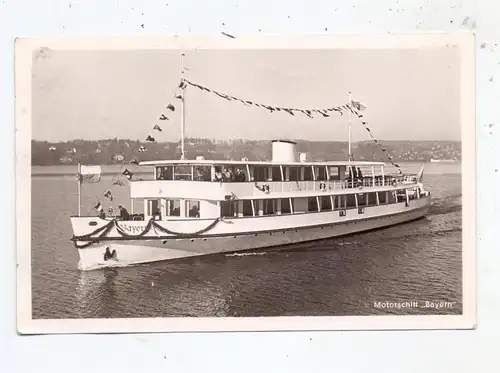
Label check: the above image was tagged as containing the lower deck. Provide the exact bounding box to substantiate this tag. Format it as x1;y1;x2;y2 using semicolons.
122;184;427;223
75;199;430;269
71;193;431;241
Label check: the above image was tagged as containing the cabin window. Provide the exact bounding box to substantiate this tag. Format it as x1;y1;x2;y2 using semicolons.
242;200;254;216
289;167;299;181
396;189;407;203
378;191;387;204
271;167;282;181
194;166;211;181
253;166;268;182
220;201;236;217
147;199;161;217
367;192;378;206
156;166;173;181
187;200;200;218
281;198;292;214
304;167;314;181
357;193;366;206
320;196;332;211
173;165;192;181
346;194;357;208
317;167;327;181
263;199;276;215
168;199;181;216
387;191;397;204
332;195;339;210
329;166;340;180
307;197;318;212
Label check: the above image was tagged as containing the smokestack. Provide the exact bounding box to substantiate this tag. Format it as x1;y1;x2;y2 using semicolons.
271;140;297;162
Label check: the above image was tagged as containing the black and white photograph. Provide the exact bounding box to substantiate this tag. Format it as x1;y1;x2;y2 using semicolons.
16;34;475;333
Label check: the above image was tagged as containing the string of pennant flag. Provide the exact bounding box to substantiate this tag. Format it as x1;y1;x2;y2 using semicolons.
95;80;186;207
184;79;350;118
184;79;402;174
349;107;403;174
89;77;404;211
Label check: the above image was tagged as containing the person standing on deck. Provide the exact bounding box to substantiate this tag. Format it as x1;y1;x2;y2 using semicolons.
118;205;130;220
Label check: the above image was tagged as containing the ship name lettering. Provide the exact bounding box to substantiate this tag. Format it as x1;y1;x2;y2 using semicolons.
119;224;145;233
422;301;454;309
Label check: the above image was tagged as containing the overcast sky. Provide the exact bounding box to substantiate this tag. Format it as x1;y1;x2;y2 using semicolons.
31;47;461;142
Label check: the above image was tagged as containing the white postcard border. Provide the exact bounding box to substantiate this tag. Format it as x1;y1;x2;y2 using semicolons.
16;32;476;334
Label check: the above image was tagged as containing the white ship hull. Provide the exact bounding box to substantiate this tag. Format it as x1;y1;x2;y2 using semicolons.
72;196;430;270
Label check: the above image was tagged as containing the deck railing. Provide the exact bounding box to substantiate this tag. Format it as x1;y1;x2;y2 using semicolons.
131;174;420;199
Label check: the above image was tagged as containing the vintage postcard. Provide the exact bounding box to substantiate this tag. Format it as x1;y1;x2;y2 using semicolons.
16;33;475;334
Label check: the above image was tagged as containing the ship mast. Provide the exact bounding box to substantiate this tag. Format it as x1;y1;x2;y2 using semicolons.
180;53;186;160
348;91;352;162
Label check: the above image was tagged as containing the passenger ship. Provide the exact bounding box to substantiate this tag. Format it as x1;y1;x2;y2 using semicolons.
69;61;431;270
70;138;430;269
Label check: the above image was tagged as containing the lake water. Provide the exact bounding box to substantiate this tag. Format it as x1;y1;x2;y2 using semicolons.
31;162;462;318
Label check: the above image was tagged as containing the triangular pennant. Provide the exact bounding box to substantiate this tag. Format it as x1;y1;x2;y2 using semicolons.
138;146;147;152
112;179;125;187
153;124;162;132
167;103;175;111
122;169;134;180
129;158;139;165
145;135;155;142
104;190;113;201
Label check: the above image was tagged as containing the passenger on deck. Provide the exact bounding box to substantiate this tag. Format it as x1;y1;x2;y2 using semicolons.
223;168;232;181
235;168;246;182
98;210;106;219
357;168;363;178
118;205;130;220
195;168;204;181
214;170;224;182
103;247;117;261
189;205;200;218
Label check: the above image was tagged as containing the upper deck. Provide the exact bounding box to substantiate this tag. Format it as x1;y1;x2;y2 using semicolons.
139;159;385;168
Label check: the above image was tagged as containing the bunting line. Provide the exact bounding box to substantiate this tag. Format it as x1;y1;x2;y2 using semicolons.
351;109;403;175
93;74;404;208
95;79;186;206
184;79;347;119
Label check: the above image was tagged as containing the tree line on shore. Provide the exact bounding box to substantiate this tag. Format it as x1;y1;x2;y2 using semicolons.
32;138;462;166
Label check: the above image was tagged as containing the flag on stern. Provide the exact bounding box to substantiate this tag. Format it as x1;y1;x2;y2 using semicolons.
350;100;367;111
79;165;102;183
122;169;134;180
416;164;425;183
